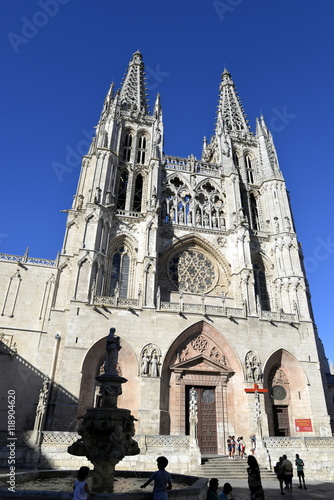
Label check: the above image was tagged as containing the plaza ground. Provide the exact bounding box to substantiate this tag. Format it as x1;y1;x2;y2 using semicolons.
217;478;334;499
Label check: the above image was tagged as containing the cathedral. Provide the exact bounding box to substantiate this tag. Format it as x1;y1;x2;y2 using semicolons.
0;51;333;463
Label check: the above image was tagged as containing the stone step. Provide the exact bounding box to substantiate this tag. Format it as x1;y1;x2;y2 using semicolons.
191;456;275;480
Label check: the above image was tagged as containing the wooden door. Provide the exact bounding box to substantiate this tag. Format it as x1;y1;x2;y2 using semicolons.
273;406;290;436
197;387;217;454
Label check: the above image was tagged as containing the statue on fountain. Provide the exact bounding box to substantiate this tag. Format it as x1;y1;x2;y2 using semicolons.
68;327;140;493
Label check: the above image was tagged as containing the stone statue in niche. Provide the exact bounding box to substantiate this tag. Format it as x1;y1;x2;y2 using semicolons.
285;217;292;231
212;211;217;228
196;210;201;226
245;351;263;382
141;350;150;375
33;377;50;432
219;212;225;228
77;195;84;210
140;344;161;377
151;353;159;377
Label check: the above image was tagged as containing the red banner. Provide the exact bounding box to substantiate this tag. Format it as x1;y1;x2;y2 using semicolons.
295;419;313;432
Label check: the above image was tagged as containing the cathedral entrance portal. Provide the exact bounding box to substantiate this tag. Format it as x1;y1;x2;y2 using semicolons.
187;386;218;454
166;327;235;455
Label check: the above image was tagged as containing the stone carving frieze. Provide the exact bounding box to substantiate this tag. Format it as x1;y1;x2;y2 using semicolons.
176;334;228;366
271;367;288;386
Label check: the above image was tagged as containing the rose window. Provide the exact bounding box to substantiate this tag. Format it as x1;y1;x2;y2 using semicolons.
168;249;216;293
271;385;287;401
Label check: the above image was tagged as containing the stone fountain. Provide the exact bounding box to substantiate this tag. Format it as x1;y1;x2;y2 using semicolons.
68;328;140;493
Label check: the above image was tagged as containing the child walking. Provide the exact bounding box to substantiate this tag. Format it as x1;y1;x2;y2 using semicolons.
141;456;172;500
73;466;95;499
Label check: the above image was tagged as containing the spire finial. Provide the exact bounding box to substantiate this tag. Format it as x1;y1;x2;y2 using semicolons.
119;51;148;115
216;69;250;134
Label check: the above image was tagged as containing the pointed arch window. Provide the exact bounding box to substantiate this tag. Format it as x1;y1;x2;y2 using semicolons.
110;246;130;298
254;263;270;311
116;171;128;210
133;174;143;212
122;133;132;162
250;193;259;231
245;155;254;184
137;135;146;164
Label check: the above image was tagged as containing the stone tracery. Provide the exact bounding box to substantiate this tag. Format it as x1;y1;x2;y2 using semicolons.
161;175;226;230
168;249;217;294
176;334;228;366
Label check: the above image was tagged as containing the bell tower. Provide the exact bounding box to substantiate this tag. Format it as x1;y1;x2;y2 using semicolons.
57;51;163;309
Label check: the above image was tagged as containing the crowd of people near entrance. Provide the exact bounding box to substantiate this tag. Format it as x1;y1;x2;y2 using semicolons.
206;448;307;500
226;435;248;459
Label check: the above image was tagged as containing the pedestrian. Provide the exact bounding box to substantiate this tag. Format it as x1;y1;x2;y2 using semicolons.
219;482;233;500
141;456;172;500
250;435;256;455
274;456;285;495
73;466;95;499
281;454;293;496
237;437;241;457
231;436;236;459
247;455;265;500
239;436;246;459
227;436;232;459
295;454;307;489
207;478;220;500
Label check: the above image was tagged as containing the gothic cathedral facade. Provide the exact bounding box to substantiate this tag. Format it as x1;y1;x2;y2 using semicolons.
0;51;333;455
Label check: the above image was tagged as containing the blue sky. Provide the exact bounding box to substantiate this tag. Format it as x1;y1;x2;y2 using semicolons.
1;1;333;361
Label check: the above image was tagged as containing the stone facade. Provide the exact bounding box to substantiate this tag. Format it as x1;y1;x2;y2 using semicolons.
0;52;333;462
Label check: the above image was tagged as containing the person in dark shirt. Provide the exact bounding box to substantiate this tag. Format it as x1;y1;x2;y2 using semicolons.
141;456;172;500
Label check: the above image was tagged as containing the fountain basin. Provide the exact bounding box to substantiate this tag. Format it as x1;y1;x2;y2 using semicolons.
0;470;208;499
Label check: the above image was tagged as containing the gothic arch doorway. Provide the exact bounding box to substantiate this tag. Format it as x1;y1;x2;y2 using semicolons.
78;335;140;421
161;321;238;454
263;349;310;437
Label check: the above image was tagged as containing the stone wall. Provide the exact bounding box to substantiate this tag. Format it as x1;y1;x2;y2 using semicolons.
0;431;200;474
263;436;334;481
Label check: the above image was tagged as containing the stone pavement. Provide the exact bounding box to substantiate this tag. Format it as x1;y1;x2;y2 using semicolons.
216;478;334;500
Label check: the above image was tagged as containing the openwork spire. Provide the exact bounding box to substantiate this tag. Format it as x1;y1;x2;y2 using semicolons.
217;69;250;133
119;51;148;115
